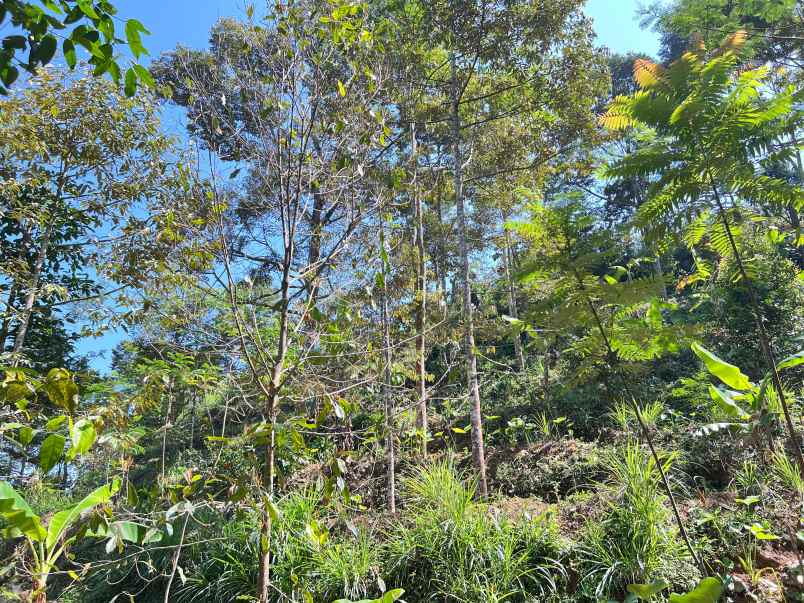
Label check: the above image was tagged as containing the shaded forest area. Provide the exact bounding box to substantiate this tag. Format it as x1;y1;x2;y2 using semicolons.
1;0;804;601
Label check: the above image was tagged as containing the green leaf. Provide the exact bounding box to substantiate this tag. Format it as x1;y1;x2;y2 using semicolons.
265;498;283;523
124;67;137;97
45;415;67;431
46;481;119;550
124;19;149;59
43;368;79;413
691;343;752;390
110;520;145;543
669;578;723;603
68;419;96;458
708;385;749;420
381;591;404;603
132;63;154;88
2;370;34;404
0;481;45;541
35;35;58;66
39;434;66;475
126;484;139;507
18;426;35;446
76;0;99;19
777;350;804;371
627;580;669;599
748;522;779;540
337;79;346;97
63;39;77;68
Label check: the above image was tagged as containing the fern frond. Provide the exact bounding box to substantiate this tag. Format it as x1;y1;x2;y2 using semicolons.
633;59;664;89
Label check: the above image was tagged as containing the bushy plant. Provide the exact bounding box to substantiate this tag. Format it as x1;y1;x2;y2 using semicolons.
577;444;698;600
386;459;566;602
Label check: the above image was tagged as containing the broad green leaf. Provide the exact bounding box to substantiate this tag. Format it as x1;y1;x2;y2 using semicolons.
76;0;99;19
46;481;119;550
748;523;779;540
708;385;749;420
778;350;804;371
43;368;78;413
337;79;346;97
34;35;58;66
124;67;137;97
627;580;670;599
691;343;751;390
381;590;405;603
45;415;67;431
68;419;96;459
61;38;78;69
18;426;35;446
110;520;145;543
669;578;723;603
124;19;149;59
2;370;34;404
265;498;283;523
39;434;66;474
133;63;154;88
0;481;45;541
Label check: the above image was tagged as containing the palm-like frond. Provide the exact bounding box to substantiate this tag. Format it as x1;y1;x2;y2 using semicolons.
603;30;803;285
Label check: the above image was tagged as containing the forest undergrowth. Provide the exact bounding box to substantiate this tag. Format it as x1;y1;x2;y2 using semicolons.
1;0;804;602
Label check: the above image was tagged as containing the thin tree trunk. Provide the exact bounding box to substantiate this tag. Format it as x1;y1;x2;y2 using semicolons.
189;393;197;449
450;53;488;498
160;389;172;486
257;258;290;603
654;255;668;299
435;192;448;300
12;224;52;358
501;209;525;371
412;122;428;456
307;189;325;303
0;283;18;351
218;201;290;603
163;511;191;603
381;222;396;513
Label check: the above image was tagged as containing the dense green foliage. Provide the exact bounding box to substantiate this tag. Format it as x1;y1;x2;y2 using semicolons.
1;0;804;602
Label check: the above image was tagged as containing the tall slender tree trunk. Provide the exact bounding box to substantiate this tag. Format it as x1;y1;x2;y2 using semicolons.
258;252;291;603
0;283;18;351
450;53;488;498
380;221;396;513
500;209;525;371
654;255;669;299
12;224;52;359
307;189;325;303
412;122;428;456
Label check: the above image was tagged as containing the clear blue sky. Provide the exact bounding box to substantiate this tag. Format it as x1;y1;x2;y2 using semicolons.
75;0;662;371
110;0;662;59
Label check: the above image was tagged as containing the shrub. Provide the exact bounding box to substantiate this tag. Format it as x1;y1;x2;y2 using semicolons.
386;459;566;602
576;443;698;601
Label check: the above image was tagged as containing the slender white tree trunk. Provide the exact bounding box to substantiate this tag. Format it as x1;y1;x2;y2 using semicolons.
450;52;488;498
501;209;525;371
412;122;428;456
380;221;396;512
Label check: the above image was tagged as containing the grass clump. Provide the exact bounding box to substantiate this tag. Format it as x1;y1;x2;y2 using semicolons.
577;443;698;601
387;458;566;602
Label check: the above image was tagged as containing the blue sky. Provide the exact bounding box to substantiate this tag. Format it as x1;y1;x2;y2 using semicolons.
110;0;662;59
75;0;662;371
